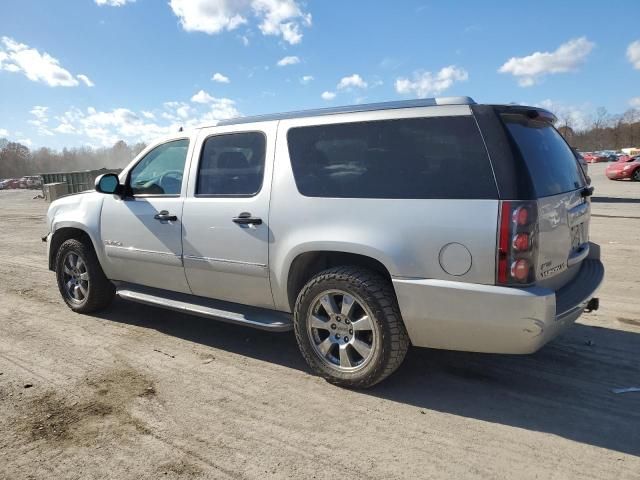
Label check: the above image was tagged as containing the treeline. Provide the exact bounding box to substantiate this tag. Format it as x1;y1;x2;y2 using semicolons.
0;139;146;179
557;107;640;151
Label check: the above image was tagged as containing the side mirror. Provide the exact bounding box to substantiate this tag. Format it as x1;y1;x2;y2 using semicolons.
95;173;122;195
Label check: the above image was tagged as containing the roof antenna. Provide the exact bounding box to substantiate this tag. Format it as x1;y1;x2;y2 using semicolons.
178;126;183;132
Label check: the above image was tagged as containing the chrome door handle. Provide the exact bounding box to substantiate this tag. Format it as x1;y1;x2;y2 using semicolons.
232;212;262;225
154;210;177;221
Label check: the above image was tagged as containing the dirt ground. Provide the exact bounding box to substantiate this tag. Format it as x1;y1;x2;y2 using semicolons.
0;162;639;480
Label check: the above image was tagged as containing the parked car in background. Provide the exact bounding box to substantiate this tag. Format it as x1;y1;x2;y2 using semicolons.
572;148;590;184
582;152;607;163
606;155;640;181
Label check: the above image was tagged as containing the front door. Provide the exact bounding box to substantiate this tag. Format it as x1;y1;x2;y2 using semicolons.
101;138;192;293
181;123;275;308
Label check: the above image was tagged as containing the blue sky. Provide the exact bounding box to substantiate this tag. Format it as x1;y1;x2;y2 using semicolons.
1;0;639;149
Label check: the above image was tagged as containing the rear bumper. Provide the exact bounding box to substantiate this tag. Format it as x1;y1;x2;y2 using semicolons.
393;243;604;354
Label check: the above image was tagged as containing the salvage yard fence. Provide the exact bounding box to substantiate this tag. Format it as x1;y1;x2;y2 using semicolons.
40;168;121;200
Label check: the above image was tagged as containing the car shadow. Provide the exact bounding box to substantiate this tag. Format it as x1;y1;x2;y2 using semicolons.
94;299;640;456
592;196;640;204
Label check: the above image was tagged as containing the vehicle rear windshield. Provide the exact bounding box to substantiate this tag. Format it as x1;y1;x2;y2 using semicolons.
501;113;585;197
286;116;498;199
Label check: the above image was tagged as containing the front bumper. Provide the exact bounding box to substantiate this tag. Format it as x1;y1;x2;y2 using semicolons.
43;232;52;270
393;244;604;354
606;170;632;179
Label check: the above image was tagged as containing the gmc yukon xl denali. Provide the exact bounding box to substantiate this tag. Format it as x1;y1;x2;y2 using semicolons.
44;97;604;388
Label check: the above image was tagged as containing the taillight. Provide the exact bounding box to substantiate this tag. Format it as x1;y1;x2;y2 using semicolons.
510;259;530;281
512;233;530;251
497;200;538;286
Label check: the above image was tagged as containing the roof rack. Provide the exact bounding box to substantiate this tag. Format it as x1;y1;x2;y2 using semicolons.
214;96;476;127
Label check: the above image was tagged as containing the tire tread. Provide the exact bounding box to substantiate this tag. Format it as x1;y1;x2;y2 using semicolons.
294;266;409;388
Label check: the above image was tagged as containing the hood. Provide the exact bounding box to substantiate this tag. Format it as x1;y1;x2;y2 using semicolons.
607;160;639;171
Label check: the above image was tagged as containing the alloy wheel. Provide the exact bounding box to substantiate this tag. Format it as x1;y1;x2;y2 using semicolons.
307;289;376;372
61;252;89;304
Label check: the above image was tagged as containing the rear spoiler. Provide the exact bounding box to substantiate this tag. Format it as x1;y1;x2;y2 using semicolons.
490;105;557;124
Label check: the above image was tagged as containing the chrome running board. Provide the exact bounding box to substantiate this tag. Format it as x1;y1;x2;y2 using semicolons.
115;282;293;332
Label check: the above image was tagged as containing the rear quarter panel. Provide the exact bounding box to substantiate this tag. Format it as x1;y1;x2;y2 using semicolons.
269;106;499;312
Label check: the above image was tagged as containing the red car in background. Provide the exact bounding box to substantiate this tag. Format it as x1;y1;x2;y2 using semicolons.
582;152;608;163
606;156;640;181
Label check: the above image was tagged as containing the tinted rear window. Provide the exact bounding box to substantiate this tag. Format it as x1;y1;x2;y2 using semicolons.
287;116;498;199
501;114;585;197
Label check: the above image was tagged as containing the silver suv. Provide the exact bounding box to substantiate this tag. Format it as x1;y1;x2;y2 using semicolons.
45;97;604;388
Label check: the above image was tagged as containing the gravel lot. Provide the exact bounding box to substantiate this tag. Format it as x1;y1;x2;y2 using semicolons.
0;162;639;479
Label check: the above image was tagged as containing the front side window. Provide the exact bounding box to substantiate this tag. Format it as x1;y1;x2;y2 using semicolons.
287;116;497;199
129;139;189;195
196;132;266;196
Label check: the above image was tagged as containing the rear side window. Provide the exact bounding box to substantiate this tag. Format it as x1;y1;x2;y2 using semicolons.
197;132;266;196
501;114;585;197
287;116;497;199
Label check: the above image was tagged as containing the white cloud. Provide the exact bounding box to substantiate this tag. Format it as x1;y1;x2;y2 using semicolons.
191;90;215;104
536;99;591;131
0;128;8;137
627;40;640;70
45;94;240;146
252;0;311;45
629;97;640;109
321;91;336;100
0;36;92;87
395;65;468;98
499;37;594;87
337;74;367;90
53;123;77;134
95;0;135;5
240;35;250;46
28;106;54;136
76;74;95;87
169;0;311;44
17;138;32;146
212;72;230;83
300;75;313;84
277;55;300;66
30;105;48;122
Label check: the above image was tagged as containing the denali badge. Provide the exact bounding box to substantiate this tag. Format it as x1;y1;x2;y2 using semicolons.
104;240;123;247
540;261;565;278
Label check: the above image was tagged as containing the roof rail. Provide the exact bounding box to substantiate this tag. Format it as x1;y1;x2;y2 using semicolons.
214;96;476;127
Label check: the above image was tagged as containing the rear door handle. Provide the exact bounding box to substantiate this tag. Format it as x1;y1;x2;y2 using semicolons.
233;212;262;225
154;210;178;221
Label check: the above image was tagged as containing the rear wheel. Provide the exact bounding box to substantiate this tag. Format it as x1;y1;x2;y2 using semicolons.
294;266;409;388
633;168;640;182
55;239;115;313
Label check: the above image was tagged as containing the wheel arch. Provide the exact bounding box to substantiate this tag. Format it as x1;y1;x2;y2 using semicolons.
49;226;97;271
285;250;393;312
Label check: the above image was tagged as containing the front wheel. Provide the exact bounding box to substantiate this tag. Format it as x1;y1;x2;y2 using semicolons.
55;238;115;313
633;169;640;182
294;266;409;388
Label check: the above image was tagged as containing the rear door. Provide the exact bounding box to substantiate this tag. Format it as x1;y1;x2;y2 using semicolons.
181;122;276;309
500;113;589;289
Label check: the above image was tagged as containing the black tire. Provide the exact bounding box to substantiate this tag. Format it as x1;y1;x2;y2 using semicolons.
55;238;115;313
633;168;640;182
294;266;410;388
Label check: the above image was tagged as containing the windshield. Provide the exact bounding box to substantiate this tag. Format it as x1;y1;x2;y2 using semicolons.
501;113;586;197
